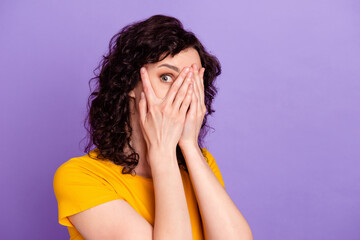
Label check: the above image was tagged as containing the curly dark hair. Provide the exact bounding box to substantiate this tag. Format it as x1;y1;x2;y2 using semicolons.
82;14;221;176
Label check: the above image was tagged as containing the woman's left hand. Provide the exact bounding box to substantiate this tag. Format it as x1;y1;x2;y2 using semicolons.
178;63;206;148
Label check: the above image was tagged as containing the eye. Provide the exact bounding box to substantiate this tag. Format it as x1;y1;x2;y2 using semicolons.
160;73;174;83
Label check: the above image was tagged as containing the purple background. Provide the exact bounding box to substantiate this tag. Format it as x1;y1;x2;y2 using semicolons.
1;0;359;239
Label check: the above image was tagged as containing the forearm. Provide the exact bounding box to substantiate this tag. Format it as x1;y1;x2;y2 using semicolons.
149;148;193;240
181;144;253;240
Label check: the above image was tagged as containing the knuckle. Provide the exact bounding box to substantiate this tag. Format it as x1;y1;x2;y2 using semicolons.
160;105;170;115
175;116;181;124
172;113;180;123
180;72;187;79
173;82;182;92
174;80;181;87
178;91;186;99
148;105;155;113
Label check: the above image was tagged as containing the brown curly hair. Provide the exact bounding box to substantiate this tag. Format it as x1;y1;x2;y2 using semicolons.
82;14;221;176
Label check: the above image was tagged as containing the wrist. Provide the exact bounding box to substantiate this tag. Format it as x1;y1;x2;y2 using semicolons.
179;141;198;151
147;146;177;162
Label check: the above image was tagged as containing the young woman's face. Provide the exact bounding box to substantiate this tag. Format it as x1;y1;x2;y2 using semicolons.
129;47;202;103
144;47;202;99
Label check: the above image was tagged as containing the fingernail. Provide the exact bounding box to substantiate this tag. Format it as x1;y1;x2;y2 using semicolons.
184;67;190;73
140;67;145;73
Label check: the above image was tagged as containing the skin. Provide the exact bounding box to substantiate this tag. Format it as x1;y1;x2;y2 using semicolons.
130;47;254;239
127;47;203;178
134;47;202;239
67;47;253;239
68;48;200;240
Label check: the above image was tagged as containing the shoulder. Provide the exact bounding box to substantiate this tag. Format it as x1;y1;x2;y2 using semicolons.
54;152;95;182
54;149;111;175
53;156;84;185
53;150;125;227
53;150;116;196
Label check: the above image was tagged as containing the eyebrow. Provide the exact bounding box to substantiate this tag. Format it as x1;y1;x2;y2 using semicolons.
157;64;180;73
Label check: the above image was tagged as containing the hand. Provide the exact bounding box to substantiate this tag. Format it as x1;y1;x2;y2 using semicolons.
178;63;206;148
138;66;194;161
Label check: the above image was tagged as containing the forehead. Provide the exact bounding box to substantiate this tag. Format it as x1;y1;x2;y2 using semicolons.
155;48;202;69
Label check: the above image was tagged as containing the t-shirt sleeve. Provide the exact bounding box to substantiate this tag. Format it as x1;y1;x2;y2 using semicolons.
201;148;226;189
53;159;124;227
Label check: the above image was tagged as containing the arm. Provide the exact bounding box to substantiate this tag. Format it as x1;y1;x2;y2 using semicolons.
149;148;192;240
177;63;253;239
68;199;153;240
68;148;193;240
54;162;154;240
181;144;253;240
63;66;195;240
138;66;195;239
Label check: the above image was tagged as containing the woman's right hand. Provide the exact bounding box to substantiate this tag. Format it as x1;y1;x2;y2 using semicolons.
138;66;194;162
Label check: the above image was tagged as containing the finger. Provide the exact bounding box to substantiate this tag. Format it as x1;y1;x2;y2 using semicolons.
200;67;205;88
138;91;147;124
192;76;202;114
140;67;156;104
192;64;202;84
192;64;205;108
192;65;201;107
199;67;206;107
192;63;200;81
172;70;194;110
185;86;197;120
163;67;190;106
192;64;202;99
180;82;193;115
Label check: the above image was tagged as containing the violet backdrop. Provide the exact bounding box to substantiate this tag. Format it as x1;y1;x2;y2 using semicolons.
0;0;359;239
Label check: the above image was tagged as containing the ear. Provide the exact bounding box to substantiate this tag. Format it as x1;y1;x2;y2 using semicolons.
128;89;136;98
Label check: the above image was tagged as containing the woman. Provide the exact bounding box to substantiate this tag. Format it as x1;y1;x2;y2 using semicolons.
53;14;253;240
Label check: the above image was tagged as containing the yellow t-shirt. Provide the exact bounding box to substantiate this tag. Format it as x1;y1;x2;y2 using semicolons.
53;148;225;240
